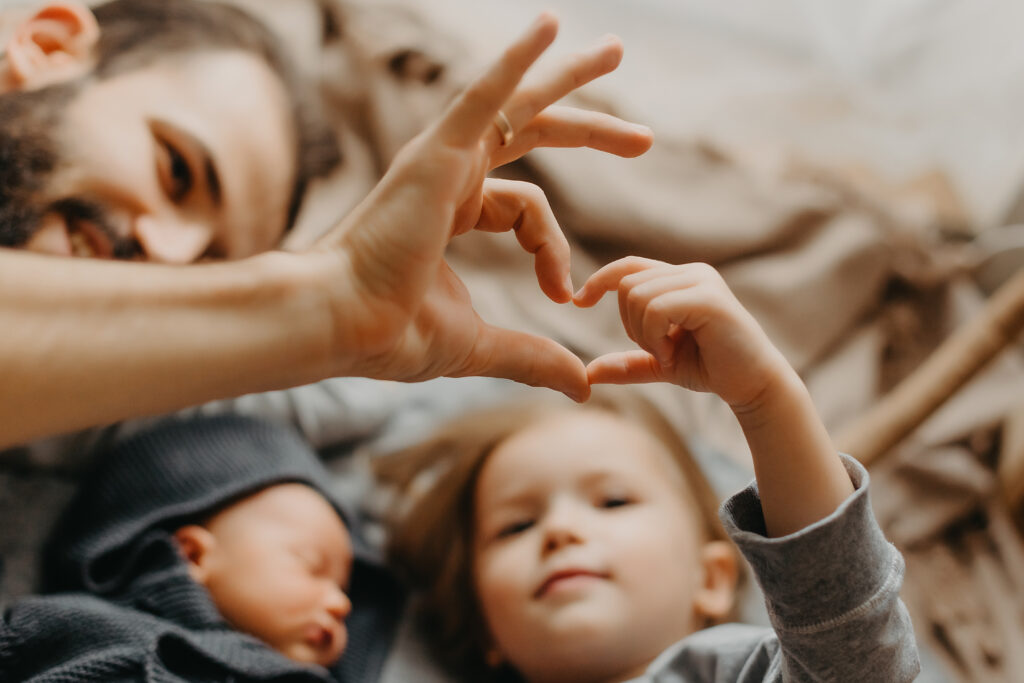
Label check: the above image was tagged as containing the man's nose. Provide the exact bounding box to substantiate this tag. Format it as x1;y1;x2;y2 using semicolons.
133;214;213;264
325;587;352;622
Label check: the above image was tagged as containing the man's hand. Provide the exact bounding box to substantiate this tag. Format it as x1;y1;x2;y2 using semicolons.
574;257;794;413
314;14;652;401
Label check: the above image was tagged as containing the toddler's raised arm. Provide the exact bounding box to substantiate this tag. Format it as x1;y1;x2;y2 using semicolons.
575;257;852;536
578;257;920;681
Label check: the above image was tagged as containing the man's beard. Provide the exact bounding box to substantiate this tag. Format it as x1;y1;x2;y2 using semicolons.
0;83;69;246
0;82;140;258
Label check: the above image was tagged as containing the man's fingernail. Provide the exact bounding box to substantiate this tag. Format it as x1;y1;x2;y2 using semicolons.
564;274;574;297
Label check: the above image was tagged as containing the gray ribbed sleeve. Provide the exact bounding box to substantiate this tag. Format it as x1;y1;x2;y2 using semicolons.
720;453;920;682
642;454;919;682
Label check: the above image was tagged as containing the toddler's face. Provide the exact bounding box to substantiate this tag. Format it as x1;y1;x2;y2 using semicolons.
471;410;710;682
176;483;353;668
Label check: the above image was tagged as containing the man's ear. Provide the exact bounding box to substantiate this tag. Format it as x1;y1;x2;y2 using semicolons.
2;2;98;92
173;524;218;586
692;540;739;624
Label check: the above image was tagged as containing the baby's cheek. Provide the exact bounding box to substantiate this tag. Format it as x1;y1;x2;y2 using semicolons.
280;638;319;665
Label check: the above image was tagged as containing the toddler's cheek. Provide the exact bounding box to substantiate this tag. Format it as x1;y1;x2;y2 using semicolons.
477;565;531;622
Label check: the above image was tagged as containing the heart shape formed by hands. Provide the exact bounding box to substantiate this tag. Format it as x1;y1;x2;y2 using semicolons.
314;14;653;402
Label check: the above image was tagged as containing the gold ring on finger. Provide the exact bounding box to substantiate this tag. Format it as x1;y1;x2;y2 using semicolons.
492;109;514;147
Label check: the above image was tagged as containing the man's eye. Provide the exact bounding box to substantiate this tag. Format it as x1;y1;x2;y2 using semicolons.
497;519;534;539
159;138;193;203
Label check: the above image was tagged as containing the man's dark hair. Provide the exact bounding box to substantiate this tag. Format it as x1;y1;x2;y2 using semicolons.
90;0;340;230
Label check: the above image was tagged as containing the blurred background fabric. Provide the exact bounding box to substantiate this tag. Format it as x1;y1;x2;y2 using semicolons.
4;1;1024;681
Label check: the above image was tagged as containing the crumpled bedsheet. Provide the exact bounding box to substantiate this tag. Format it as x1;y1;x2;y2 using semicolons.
5;1;1024;681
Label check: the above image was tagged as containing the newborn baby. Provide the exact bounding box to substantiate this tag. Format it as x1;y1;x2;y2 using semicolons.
1;414;402;682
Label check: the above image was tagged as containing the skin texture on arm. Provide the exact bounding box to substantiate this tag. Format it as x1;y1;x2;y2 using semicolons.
0;14;653;449
577;258;854;537
0;249;334;448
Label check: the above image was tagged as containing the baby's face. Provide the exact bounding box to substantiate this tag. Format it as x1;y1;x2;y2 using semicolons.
180;483;353;668
472;411;708;682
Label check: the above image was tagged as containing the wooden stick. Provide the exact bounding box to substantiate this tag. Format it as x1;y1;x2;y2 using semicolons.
835;268;1024;466
998;403;1024;519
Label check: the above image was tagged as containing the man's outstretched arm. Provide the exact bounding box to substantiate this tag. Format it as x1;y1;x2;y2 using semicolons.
0;14;653;449
0;249;337;448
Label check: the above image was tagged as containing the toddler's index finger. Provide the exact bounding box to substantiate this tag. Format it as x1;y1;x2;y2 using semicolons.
437;12;559;148
572;256;665;307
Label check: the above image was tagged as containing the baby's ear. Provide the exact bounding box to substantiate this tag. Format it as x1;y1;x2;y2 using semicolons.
173;524;218;586
692;540;739;623
2;2;98;92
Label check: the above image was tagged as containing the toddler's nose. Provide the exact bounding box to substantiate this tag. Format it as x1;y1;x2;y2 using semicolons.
541;501;587;555
543;524;585;553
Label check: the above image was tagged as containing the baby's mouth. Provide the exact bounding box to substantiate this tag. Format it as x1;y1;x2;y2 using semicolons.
304;620;347;665
305;623;333;650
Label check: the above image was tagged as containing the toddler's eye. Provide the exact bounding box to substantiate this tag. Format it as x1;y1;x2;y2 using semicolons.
497;519;534;539
600;496;632;509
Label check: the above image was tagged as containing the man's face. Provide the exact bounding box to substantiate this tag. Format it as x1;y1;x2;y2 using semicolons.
0;47;298;262
471;410;711;683
189;483;354;668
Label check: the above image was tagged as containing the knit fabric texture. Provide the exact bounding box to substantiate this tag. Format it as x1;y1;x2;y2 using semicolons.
43;413;365;595
2;414;402;682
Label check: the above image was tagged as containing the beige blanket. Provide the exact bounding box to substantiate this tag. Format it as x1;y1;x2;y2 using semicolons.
96;1;1024;679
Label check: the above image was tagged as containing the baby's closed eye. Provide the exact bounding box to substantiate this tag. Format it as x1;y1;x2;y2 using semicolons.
295;547;328;575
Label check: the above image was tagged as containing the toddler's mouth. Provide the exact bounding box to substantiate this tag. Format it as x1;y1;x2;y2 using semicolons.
534;568;611;598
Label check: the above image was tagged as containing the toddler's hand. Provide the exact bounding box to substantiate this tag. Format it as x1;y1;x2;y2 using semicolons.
575;257;794;412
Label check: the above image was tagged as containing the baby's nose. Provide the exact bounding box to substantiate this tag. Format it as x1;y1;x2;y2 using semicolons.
326;588;352;621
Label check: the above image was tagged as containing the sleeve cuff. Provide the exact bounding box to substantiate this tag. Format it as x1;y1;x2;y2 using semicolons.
719;453;900;630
